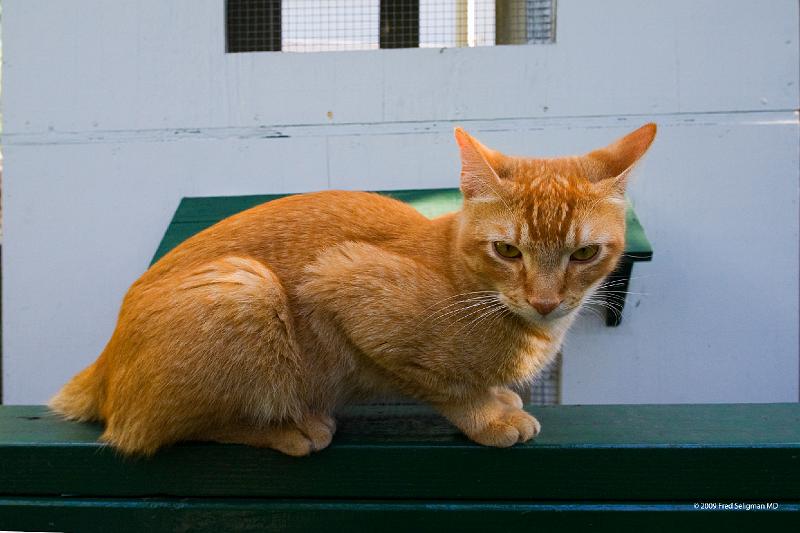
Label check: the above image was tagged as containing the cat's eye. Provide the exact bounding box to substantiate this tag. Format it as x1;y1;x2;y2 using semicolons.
570;245;600;262
493;242;522;259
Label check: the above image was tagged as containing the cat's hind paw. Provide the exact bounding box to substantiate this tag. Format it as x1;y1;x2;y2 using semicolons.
298;413;337;452
202;413;337;457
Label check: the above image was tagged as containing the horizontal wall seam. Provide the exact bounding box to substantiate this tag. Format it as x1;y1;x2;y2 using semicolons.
3;110;797;146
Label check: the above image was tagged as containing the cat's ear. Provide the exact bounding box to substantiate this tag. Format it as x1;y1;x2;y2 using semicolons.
584;123;657;196
454;127;507;202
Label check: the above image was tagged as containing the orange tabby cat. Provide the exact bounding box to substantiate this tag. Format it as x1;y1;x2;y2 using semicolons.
50;124;656;456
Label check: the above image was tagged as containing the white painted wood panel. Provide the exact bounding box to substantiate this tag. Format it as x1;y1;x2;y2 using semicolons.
562;115;800;404
2;1;797;133
3;113;798;404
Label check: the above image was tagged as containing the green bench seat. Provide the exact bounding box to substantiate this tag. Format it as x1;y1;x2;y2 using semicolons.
1;404;798;531
152;188;653;326
4;189;796;530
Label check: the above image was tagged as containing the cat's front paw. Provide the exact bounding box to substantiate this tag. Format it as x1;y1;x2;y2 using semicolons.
469;407;541;447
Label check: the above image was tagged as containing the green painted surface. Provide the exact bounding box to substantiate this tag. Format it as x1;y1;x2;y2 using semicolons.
151;189;653;264
624;200;652;256
1;404;798;501
1;498;798;533
3;404;799;448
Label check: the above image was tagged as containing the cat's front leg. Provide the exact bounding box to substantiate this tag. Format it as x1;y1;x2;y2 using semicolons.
491;386;524;409
436;391;541;447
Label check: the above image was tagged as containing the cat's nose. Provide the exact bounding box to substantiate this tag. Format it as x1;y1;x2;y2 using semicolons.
528;297;561;316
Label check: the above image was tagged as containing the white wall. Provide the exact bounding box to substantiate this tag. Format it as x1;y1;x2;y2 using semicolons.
2;0;798;404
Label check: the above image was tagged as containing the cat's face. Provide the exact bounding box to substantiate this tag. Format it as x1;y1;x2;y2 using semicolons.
458;171;625;323
454;125;656;325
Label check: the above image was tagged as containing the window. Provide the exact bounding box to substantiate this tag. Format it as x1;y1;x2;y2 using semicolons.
226;0;556;53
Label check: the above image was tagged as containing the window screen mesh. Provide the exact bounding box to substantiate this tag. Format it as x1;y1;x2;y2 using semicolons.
528;351;561;405
227;0;556;53
227;0;282;53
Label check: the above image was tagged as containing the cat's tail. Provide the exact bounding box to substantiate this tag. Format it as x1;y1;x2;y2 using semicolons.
48;360;104;422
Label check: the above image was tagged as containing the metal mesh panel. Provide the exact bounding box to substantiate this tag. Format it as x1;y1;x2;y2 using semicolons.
381;0;419;48
528;351;561;405
284;1;380;52
226;0;556;53
526;0;556;43
227;0;282;52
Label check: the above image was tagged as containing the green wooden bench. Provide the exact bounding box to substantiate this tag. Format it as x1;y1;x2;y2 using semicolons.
1;404;798;531
153;188;653;326
3;189;798;530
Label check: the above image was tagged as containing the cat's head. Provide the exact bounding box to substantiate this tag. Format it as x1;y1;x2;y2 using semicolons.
453;124;656;325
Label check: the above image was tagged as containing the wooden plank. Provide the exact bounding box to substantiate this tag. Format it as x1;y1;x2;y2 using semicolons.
1;497;798;533
151;189;653;264
1;404;798;501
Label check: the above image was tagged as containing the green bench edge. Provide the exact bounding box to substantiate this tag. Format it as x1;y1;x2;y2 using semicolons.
1;497;798;533
1;404;798;501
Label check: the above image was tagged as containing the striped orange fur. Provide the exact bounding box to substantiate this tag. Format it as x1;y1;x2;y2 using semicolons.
50;124;656;456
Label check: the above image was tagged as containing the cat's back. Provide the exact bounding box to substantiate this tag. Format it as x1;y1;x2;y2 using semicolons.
137;190;437;287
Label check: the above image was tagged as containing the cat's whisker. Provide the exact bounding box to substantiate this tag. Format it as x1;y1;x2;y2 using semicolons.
423;296;498;319
597;274;658;288
453;301;507;321
587;296;623;308
421;290;501;310
596;290;649;296
583;305;609;318
580;308;602;320
596;280;632;289
417;293;497;325
584;297;624;311
591;300;625;317
453;299;504;319
597;295;633;306
479;307;512;335
417;291;501;318
604;300;632;309
447;301;506;329
582;301;624;322
422;297;501;327
457;302;509;337
598;274;656;285
578;305;605;322
422;303;500;332
595;287;641;296
595;293;630;302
